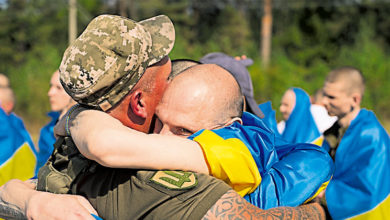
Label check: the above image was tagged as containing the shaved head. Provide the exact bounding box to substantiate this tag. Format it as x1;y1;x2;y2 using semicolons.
156;64;243;136
323;66;364;126
326;67;365;96
169;59;200;81
0;74;10;88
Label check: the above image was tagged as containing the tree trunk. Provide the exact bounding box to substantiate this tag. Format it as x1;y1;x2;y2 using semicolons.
261;0;272;68
68;0;77;45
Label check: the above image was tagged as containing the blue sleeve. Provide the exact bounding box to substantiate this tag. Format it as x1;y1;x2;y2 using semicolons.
0;108;15;163
37;124;56;170
246;143;334;209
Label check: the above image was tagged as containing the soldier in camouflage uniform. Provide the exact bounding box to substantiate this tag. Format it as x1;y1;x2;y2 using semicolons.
36;14;232;219
0;14;327;220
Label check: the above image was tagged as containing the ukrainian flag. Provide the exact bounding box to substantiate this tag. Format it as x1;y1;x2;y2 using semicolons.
324;109;390;219
0;108;37;186
258;101;279;136
190;112;333;209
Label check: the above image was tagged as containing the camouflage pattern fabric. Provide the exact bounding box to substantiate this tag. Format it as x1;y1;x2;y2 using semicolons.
59;14;175;111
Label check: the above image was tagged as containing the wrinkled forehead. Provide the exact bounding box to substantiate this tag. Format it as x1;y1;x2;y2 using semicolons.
324;80;348;95
156;86;217;131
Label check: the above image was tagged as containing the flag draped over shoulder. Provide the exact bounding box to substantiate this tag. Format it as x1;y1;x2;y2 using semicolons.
0;108;38;186
190;112;333;209
282;87;320;143
258;101;279;136
324;109;390;220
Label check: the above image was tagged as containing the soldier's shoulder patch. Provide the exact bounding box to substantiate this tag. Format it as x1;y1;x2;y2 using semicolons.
150;170;198;190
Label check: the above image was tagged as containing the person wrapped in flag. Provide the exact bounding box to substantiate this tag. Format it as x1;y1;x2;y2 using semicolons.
278;87;322;145
0;85;38;186
321;67;390;219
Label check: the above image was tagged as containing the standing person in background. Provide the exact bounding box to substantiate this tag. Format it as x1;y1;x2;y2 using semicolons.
36;70;76;170
0;77;37;186
277;89;294;134
310;89;337;134
319;67;390;219
278;87;321;144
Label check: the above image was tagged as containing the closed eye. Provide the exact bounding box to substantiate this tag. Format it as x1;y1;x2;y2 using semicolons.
174;127;194;137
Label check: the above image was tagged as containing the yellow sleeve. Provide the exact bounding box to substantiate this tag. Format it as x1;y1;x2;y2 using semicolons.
192;130;261;196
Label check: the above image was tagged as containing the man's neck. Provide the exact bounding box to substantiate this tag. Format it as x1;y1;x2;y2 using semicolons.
338;107;360;128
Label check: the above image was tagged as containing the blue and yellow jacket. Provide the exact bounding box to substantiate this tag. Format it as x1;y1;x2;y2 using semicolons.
0;108;38;186
323;109;390;220
189;112;334;209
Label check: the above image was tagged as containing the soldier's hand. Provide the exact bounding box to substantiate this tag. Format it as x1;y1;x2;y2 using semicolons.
26;192;98;220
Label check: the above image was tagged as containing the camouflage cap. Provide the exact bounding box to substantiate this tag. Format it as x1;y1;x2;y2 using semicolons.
59;14;175;111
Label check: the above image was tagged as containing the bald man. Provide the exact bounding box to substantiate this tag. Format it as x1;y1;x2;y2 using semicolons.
320;67;390;219
278;88;321;144
0;74;10;88
64;63;333;209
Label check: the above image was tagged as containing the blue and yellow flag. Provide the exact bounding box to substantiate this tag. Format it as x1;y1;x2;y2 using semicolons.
324;109;390;219
0;108;38;186
190;112;334;209
282;88;321;143
258;101;280;136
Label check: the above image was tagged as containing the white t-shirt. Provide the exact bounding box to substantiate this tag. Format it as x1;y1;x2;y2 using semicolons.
277;120;285;134
310;104;338;133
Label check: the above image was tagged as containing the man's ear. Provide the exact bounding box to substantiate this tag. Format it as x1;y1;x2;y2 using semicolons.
225;117;243;126
130;90;147;118
351;92;362;107
242;96;247;111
